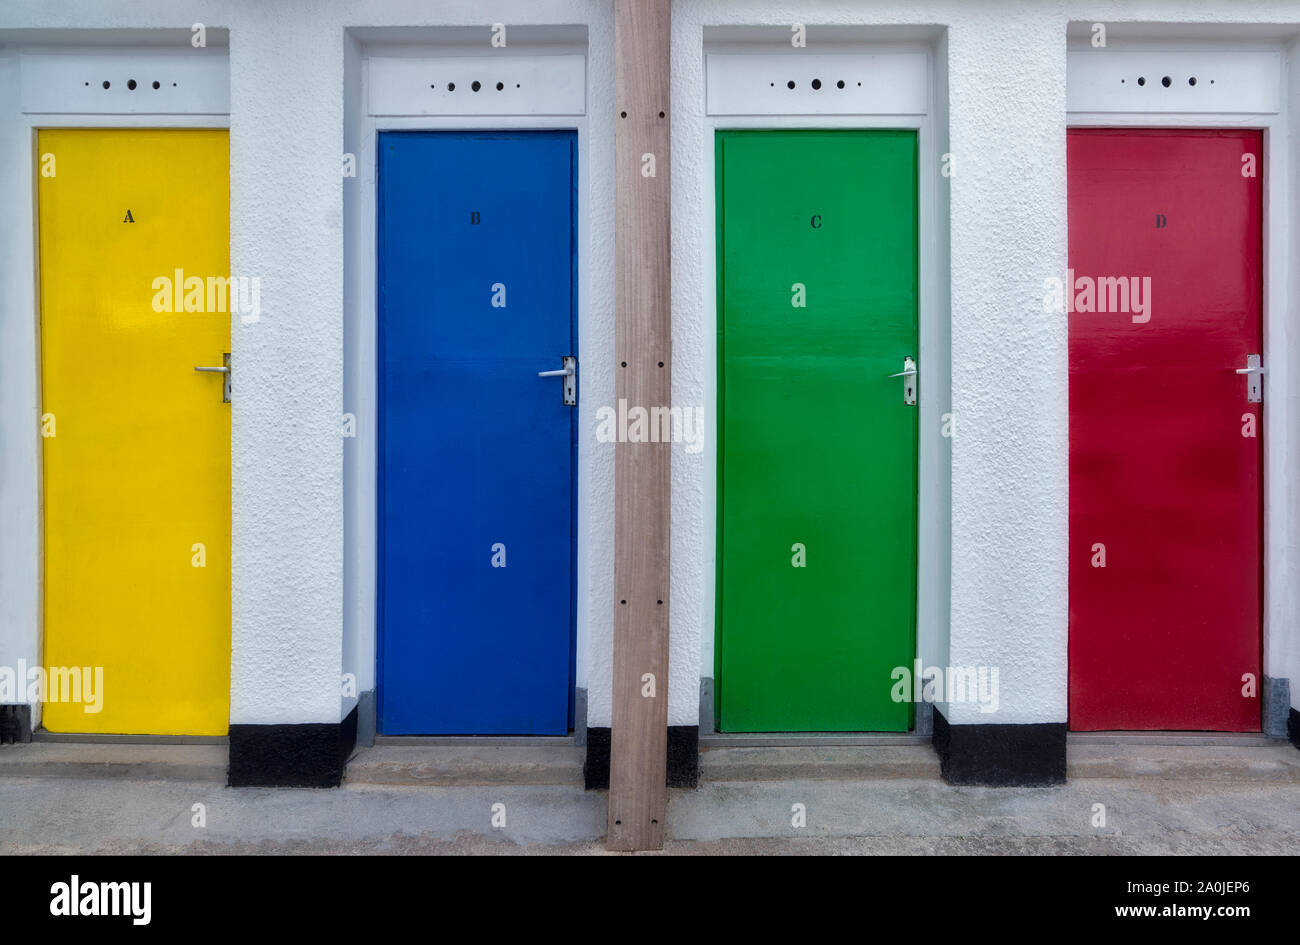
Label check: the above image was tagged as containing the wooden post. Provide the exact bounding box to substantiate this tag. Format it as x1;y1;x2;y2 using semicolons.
608;0;672;852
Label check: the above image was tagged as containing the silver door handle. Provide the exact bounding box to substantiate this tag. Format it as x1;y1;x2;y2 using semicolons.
890;356;917;406
1238;354;1263;403
195;354;231;403
539;356;577;406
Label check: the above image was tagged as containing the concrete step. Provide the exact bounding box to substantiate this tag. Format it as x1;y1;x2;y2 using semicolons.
700;746;942;782
344;745;585;786
3;740;1294;788
699;742;1300;784
0;742;227;781
1067;743;1300;782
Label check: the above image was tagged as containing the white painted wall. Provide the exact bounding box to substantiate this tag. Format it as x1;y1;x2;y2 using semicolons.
0;0;616;733
2;0;1298;736
675;2;1069;729
675;2;1300;729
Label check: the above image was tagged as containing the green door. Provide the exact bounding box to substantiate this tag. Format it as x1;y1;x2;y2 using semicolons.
715;130;918;732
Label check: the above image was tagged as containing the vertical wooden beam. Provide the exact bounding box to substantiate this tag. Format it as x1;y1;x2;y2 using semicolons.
608;0;672;852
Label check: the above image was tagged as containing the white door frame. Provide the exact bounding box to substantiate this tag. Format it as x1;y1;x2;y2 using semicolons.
0;42;229;734
345;38;592;740
1066;41;1291;729
699;40;949;736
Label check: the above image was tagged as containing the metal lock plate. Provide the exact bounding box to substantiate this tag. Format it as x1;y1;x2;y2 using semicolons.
888;356;917;406
1237;353;1263;404
561;355;576;406
537;355;576;406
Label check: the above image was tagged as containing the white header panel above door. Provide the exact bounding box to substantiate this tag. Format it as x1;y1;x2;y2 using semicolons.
706;52;929;117
20;49;230;115
1067;49;1280;114
367;55;586;117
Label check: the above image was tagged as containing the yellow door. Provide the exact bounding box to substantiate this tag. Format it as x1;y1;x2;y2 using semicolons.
38;129;230;734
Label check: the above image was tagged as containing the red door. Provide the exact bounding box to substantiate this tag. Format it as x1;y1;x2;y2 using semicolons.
1068;129;1263;731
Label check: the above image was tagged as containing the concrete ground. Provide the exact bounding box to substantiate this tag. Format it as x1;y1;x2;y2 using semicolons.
1;741;1298;854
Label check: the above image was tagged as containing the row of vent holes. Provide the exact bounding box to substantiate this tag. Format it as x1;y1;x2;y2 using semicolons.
85;80;176;90
771;79;861;90
431;81;521;91
1122;75;1214;87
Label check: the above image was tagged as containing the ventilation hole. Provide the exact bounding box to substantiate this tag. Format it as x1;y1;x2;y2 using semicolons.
657;599;663;605
651;819;658;825
857;81;862;86
811;78;822;90
614;820;622;826
515;83;520;88
837;79;845;89
1161;75;1171;88
658;110;665;118
620;599;627;605
770;81;775;87
620;361;627;367
127;79;137;90
1120;78;1125;84
1211;79;1215;84
496;81;504;91
471;80;481;92
447;82;455;91
620;110;627;118
102;80;110;89
152;80;160;89
787;80;796;89
430;83;435;89
84;81;89;86
1189;76;1197;86
172;82;177;87
1137;76;1146;86
657;361;664;367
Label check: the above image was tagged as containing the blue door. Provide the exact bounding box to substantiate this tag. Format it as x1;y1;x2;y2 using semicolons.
378;131;577;734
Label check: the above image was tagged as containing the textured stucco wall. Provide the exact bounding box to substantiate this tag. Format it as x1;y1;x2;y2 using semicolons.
224;10;344;725
2;0;1299;734
671;0;1300;728
0;0;620;732
671;0;1068;728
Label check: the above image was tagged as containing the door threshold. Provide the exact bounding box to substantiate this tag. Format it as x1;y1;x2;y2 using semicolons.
32;730;228;746
1068;731;1277;747
701;733;928;748
372;735;576;747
